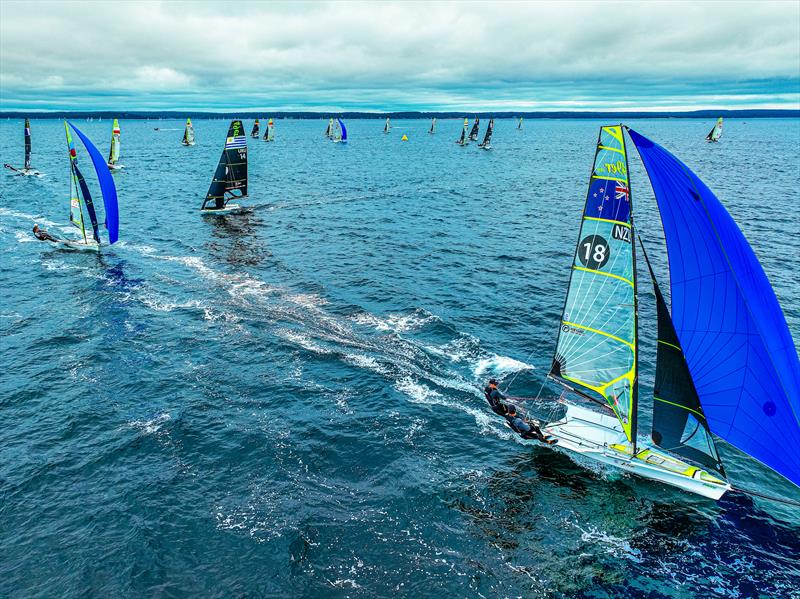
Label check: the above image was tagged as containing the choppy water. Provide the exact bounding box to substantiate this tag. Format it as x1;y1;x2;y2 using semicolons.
1;117;799;598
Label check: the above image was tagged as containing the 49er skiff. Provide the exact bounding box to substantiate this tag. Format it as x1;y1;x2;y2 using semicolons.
201;120;247;214
507;125;799;500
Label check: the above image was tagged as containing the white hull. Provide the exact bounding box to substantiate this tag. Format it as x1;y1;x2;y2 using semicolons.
57;238;100;251
479;144;492;150
541;404;730;500
201;203;243;215
107;163;124;170
182;141;195;146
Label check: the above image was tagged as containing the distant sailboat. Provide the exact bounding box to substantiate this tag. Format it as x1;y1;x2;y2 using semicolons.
107;119;123;170
517;116;523;130
251;119;260;138
705;117;723;142
429;117;436;134
478;118;494;149
264;118;275;142
384;117;391;134
325;117;334;138
201;120;247;214
333;118;347;143
468;117;480;141
182;118;195;146
33;121;119;250
456;118;469;146
4;118;42;176
494;124;800;500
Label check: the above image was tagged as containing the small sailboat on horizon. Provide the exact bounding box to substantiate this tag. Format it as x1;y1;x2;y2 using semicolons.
706;117;723;142
384;117;391;134
4;119;42;176
478;118;494;149
325;117;334;138
251;119;260;138
200;120;247;214
429;117;436;134
517;116;523;130
456;118;469;146
491;124;800;501
263;118;275;142
33;121;119;251
468;117;480;141
332;118;347;143
182;118;196;146
107;118;123;170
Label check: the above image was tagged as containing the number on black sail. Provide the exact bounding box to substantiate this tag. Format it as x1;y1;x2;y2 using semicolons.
201;120;248;211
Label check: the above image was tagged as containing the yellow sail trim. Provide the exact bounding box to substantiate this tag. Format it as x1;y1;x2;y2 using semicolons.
562;321;633;349
562;364;636;441
573;265;633;287
602;126;623;142
591;175;627;183
598;144;624;154
583;216;630;228
657;339;682;351
653;396;705;420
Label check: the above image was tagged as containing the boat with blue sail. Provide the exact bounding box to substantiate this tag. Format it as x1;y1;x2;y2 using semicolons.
4;118;42;176
501;125;799;500
333;118;347;143
34;121;119;250
201;120;248;214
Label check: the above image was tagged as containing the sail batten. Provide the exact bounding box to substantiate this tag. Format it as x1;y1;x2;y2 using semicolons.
551;125;637;441
628;127;800;488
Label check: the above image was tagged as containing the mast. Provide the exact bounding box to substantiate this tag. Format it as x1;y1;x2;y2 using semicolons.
24;118;31;169
550;125;638;443
202;120;247;210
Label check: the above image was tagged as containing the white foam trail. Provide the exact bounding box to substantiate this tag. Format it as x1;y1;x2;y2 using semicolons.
352;309;439;333
473;354;534;378
127;412;171;435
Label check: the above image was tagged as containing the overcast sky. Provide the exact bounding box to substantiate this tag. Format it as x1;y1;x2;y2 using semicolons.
1;0;798;112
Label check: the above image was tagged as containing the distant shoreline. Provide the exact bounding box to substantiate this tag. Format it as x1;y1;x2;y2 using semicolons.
1;109;798;120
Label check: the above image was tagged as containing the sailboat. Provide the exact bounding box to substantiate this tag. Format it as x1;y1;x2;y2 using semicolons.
182;118;196;146
705;117;723;142
107;119;123;170
251;119;260;138
456;118;469;146
429;117;436;134
478;118;494;150
37;121;119;250
333;118;347;144
468;117;480;141
384;117;391;134
4;119;42;176
263;118;275;142
200;120;247;214
325;117;334;138
502;125;800;500
517;116;523;130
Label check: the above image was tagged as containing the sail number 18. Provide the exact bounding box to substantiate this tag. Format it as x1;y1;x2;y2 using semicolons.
578;235;610;270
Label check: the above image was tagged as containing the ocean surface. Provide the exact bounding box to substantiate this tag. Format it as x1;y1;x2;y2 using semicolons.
1;117;799;598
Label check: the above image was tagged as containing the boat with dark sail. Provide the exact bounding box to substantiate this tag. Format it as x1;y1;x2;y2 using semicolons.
107;119;123;170
34;121;119;250
325;117;334;138
264;118;275;142
705;117;723;142
182;118;195;146
429;117;436;134
468;117;480;141
332;118;347;144
201;120;247;214
384;117;391;134
456;118;469;146
478;118;493;149
517;116;523;130
251;119;260;138
4;118;42;176
495;125;800;500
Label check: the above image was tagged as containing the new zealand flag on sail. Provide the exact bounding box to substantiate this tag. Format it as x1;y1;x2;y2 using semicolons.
584;178;631;223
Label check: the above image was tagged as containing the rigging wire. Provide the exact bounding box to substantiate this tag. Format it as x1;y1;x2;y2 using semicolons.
729;486;800;508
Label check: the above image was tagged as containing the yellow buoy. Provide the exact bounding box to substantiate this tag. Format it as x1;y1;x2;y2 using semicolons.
401;134;408;141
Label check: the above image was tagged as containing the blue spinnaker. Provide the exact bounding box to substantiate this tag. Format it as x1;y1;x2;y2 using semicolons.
338;118;347;141
628;128;800;488
68;121;119;244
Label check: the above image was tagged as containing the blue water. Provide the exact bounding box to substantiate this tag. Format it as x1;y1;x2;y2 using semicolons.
1;118;799;598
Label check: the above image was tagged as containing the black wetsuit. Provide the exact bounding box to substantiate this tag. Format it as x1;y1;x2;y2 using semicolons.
33;227;59;243
484;386;510;416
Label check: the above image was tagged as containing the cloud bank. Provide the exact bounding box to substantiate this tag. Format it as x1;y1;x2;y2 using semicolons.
1;0;798;111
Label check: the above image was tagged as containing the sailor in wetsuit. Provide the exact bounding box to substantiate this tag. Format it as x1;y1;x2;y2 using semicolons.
32;224;59;243
484;378;511;416
505;404;557;444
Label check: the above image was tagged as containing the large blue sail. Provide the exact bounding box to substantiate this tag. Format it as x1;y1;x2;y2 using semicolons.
628;128;800;487
68;122;120;244
337;118;347;141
